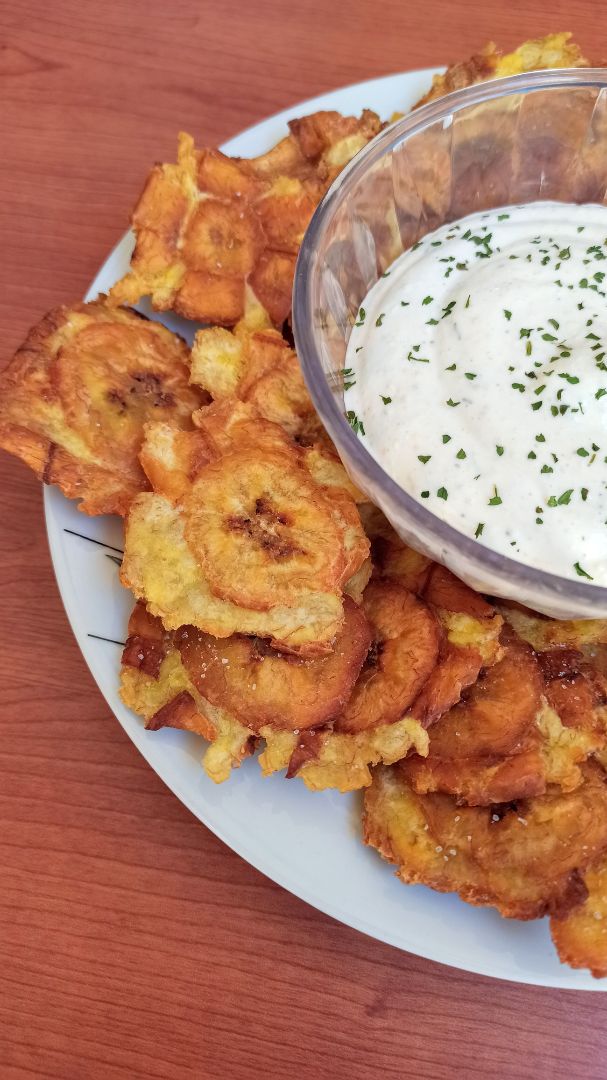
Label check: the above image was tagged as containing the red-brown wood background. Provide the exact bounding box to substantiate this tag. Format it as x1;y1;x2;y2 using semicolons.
1;3;607;1077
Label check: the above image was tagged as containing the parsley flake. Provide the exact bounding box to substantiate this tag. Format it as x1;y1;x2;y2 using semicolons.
574;561;594;580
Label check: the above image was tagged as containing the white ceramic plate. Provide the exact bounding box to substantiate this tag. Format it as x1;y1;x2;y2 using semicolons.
44;68;604;991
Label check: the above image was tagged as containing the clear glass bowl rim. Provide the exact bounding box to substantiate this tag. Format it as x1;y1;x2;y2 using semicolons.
293;67;607;608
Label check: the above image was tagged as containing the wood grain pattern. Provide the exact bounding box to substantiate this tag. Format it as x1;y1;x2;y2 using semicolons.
1;3;607;1077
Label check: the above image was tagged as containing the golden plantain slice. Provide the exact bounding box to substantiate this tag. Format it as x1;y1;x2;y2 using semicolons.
176;597;371;733
0;300;204;515
109;111;382;326
360;502;433;591
120;603;254;783
408;644;485;729
335;579;441;734
183;448;347;609
402;642;607;805
551;858;607;978
122;401;369;652
363;762;607;920
498;601;607;651
190;324;324;445
359;505;504;727
259;717;428;793
121;492;344;653
414;33;588;108
255;578;438;790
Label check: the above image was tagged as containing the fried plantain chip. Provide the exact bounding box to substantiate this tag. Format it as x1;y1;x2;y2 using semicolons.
408;643;485;728
364;762;607;920
122;492;344;652
0;300;204;515
176;596;371;733
335;579;441;734
418;631;543;761
122;401;368;652
248;577;437;790
259;716;428;793
119;603;253;782
551;857;607;978
109;112;382;326
498;601;607;652
359;503;433;592
358;508;504;727
414;33;588;108
184;449;347;608
402;639;607;805
190;324;324;445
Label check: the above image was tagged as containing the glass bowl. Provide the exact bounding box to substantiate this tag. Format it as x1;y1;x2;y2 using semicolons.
293;68;607;619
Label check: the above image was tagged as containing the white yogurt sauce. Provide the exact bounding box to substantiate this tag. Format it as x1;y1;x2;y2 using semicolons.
344;202;607;586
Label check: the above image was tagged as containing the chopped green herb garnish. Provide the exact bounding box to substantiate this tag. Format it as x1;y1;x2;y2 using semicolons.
475;522;485;537
375;313;385;327
456;449;466;459
488;486;502;506
381;395;392;405
437;486;448;500
346;410;365;436
422;295;433;306
574;561;594;580
496;445;504;456
418;454;431;464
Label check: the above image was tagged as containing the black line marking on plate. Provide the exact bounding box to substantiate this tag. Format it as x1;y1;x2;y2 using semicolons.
88;633;126;646
64;528;124;554
105;554;123;567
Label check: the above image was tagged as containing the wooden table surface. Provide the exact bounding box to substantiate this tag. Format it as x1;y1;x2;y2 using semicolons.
1;2;607;1077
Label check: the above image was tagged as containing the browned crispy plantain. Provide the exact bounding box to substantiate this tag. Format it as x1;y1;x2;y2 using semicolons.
364;762;607;920
109;112;382;326
0;300;203;515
